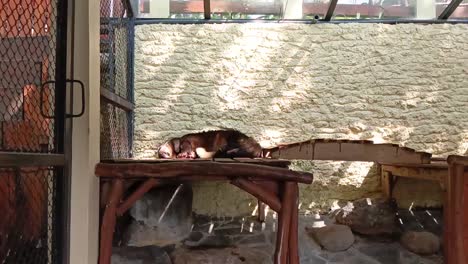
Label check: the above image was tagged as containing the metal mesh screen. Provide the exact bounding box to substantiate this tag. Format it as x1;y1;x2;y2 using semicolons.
0;0;59;153
100;102;131;159
100;0;134;160
0;167;58;263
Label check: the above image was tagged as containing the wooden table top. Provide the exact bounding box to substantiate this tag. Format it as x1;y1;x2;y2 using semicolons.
100;158;292;167
96;158;313;184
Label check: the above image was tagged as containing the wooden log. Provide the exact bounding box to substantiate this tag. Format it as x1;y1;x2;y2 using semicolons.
381;169;393;199
231;158;291;167
102;157;292;168
252;180;279;195
448;155;468;166
445;159;456;263
445;156;468;264
95;162;313;184
274;182;295;264
100;180;111;209
443;173;450;263
99;179;124;264
452;164;466;264
289;183;300;264
380;164;447;182
231;178;281;212
116;179;161;216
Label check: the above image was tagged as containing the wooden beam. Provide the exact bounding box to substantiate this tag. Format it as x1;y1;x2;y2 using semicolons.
102;157;291;167
288;184;299;264
381;164;447;182
231;178;281;212
381;169;393;199
116;178;162;215
100;88;134;112
95;161;313;183
0;152;65;167
274;182;295;264
99;179;124;264
448;155;468;166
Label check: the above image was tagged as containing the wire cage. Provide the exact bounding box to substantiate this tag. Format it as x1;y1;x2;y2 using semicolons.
0;0;67;263
0;167;59;264
100;0;135;160
0;1;59;154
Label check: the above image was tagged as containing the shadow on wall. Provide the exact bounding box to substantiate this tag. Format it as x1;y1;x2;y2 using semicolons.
132;23;467;215
188;160;443;217
133;23;468;158
189;161;383;217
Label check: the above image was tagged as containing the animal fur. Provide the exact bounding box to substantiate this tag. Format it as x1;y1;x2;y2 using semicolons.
157;129;263;159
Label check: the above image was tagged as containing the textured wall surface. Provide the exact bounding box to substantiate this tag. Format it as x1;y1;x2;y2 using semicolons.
133;23;468;216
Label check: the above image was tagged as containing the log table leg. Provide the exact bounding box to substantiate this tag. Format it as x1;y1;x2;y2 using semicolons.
275;182;295;264
289;183;300;264
99;179;124;264
381;169;394;199
117;179;161;216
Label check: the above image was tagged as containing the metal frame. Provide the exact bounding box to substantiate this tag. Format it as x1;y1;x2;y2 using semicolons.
204;0;211;19
134;18;468;25
54;0;72;263
100;88;135;112
438;0;465;19
324;0;338;21
0;0;72;263
127;17;135;158
130;0;467;23
0;152;65;167
100;0;135;159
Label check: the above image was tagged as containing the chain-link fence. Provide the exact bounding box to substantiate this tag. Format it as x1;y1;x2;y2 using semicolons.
0;0;67;263
0;167;58;264
0;0;60;153
100;0;135;160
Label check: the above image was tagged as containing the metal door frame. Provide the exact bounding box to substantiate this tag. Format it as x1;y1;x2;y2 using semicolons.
0;0;78;262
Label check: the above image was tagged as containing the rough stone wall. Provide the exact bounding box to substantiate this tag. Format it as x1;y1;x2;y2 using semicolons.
133;23;468;216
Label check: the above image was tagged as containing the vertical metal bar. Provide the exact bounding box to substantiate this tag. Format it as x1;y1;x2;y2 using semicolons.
127;17;135;158
204;0;211;19
55;0;68;156
324;0;338;21
108;22;116;94
1;122;4;149
54;0;70;263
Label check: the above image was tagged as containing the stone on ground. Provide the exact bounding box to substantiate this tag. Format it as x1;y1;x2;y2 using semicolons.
400;231;440;255
335;198;400;236
111;246;171;264
306;224;355;252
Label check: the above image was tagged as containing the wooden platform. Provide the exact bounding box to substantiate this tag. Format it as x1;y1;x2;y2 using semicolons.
380;162;448;197
101;157;292;167
263;139;432;164
380;156;468;264
95;158;313;264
